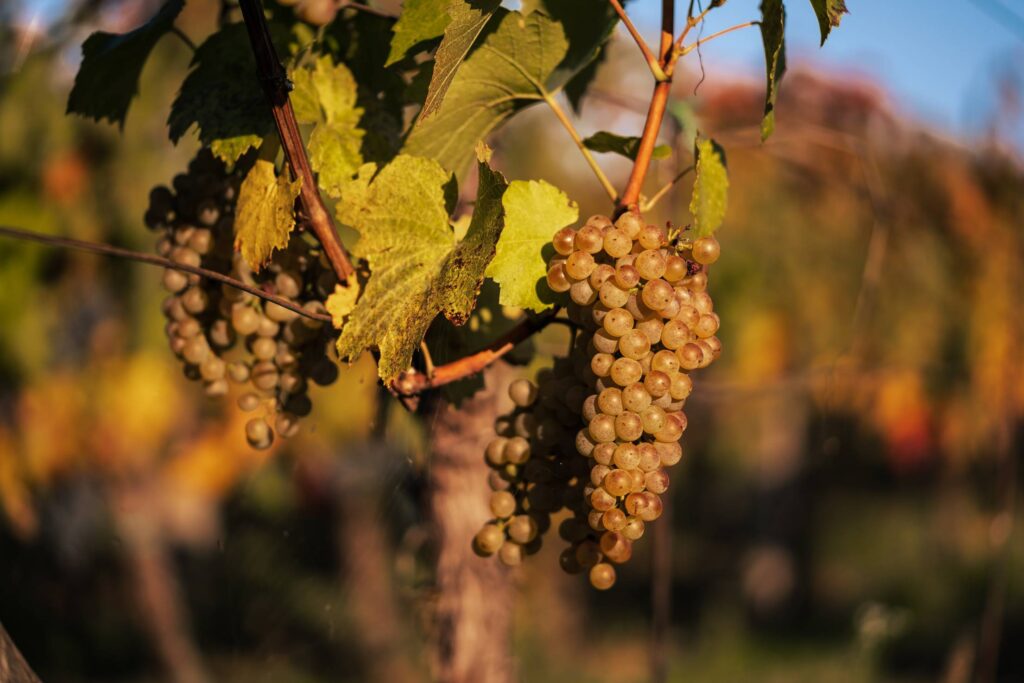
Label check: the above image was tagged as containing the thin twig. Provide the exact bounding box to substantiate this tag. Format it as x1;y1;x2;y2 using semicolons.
543;93;619;203
606;0;667;81
169;26;197;51
392;308;562;396
675;4;714;52
679;21;758;56
640;165;694;212
0;226;332;323
237;0;355;284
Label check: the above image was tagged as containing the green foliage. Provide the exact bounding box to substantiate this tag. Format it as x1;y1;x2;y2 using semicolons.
583;131;671;161
526;0;620;111
167;23;287;165
335;154;508;380
689;138;728;237
759;0;787;141
66;0;184;128
290;56;365;197
809;0;849;45
386;0;450;66
486;179;578;312
234;159;302;271
418;0;501;120
405;9;566;175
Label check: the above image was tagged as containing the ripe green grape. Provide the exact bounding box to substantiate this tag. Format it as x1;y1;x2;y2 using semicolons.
692;236;721;265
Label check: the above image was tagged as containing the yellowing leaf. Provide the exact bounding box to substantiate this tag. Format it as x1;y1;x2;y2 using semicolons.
335;153;508;380
386;0;450;66
234;160;302;271
689;138;729;238
290;56;365;197
759;0;787;141
326;280;362;329
486;179;577;312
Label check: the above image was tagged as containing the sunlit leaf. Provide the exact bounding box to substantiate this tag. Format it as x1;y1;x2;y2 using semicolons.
234;160;302;271
583;131;671;161
386;0;450;66
759;0;787;141
809;0;848;45
486;179;578;312
689;138;728;237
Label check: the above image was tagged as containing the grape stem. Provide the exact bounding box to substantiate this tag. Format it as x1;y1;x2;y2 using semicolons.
0;225;332;324
606;0;667;82
237;0;356;285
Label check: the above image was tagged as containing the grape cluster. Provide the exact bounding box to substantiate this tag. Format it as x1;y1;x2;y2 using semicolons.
145;150;339;449
474;365;592;566
476;211;722;590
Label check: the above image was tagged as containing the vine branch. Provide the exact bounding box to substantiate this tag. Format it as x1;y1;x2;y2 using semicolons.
237;0;355;284
606;0;666;81
0;226;332;323
392;309;563;396
640;164;693;212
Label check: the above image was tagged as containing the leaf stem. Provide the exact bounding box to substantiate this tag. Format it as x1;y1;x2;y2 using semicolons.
237;0;355;284
543;93;619;203
606;0;667;81
640;164;694;212
0;225;332;323
392;309;562;396
679;21;758;56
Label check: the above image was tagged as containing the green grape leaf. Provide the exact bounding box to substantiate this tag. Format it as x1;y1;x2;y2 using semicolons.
405;8;568;175
486;179;578;312
689;138;728;238
168;23;288;165
290;55;365;197
234;159;302;271
759;0;787;141
809;0;848;45
419;0;501;120
335;152;508;381
386;0;451;66
583;131;671;161
66;0;185;128
528;0;619;107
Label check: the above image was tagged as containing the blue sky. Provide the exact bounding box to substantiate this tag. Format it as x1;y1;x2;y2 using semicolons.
633;1;1024;144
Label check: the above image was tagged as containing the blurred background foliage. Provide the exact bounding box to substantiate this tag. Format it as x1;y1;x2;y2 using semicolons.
0;1;1023;682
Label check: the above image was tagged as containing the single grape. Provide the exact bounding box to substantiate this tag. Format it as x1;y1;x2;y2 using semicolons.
589;562;616;590
553;227;576;255
475;524;505;555
509;379;538;407
692;236;720;265
490;490;517;519
245;417;274;450
600;531;633;564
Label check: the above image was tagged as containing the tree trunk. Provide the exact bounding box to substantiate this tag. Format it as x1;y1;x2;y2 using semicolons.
427;367;515;683
0;622;43;683
113;483;209;683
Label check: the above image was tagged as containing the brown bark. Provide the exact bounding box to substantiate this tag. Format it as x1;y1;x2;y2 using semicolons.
0;622;43;683
427;366;515;683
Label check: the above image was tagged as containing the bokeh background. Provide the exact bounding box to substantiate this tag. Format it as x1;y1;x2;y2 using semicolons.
1;1;1023;682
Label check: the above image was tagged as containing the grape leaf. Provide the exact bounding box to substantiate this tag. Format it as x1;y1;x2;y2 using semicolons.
326;280;362;329
386;0;451;66
583;131;671;161
486;179;578;312
66;0;184;128
689;138;728;238
529;0;619;107
759;0;787;141
335;153;508;380
290;55;365;197
234;160;302;271
405;8;568;175
809;0;848;45
419;0;501;120
168;23;288;165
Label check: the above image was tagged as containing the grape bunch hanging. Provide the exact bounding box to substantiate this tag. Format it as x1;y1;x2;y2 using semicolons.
475;210;722;590
145;150;339;450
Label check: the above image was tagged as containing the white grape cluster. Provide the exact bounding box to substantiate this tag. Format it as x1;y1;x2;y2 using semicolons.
476;210;722;590
146;150;339;449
